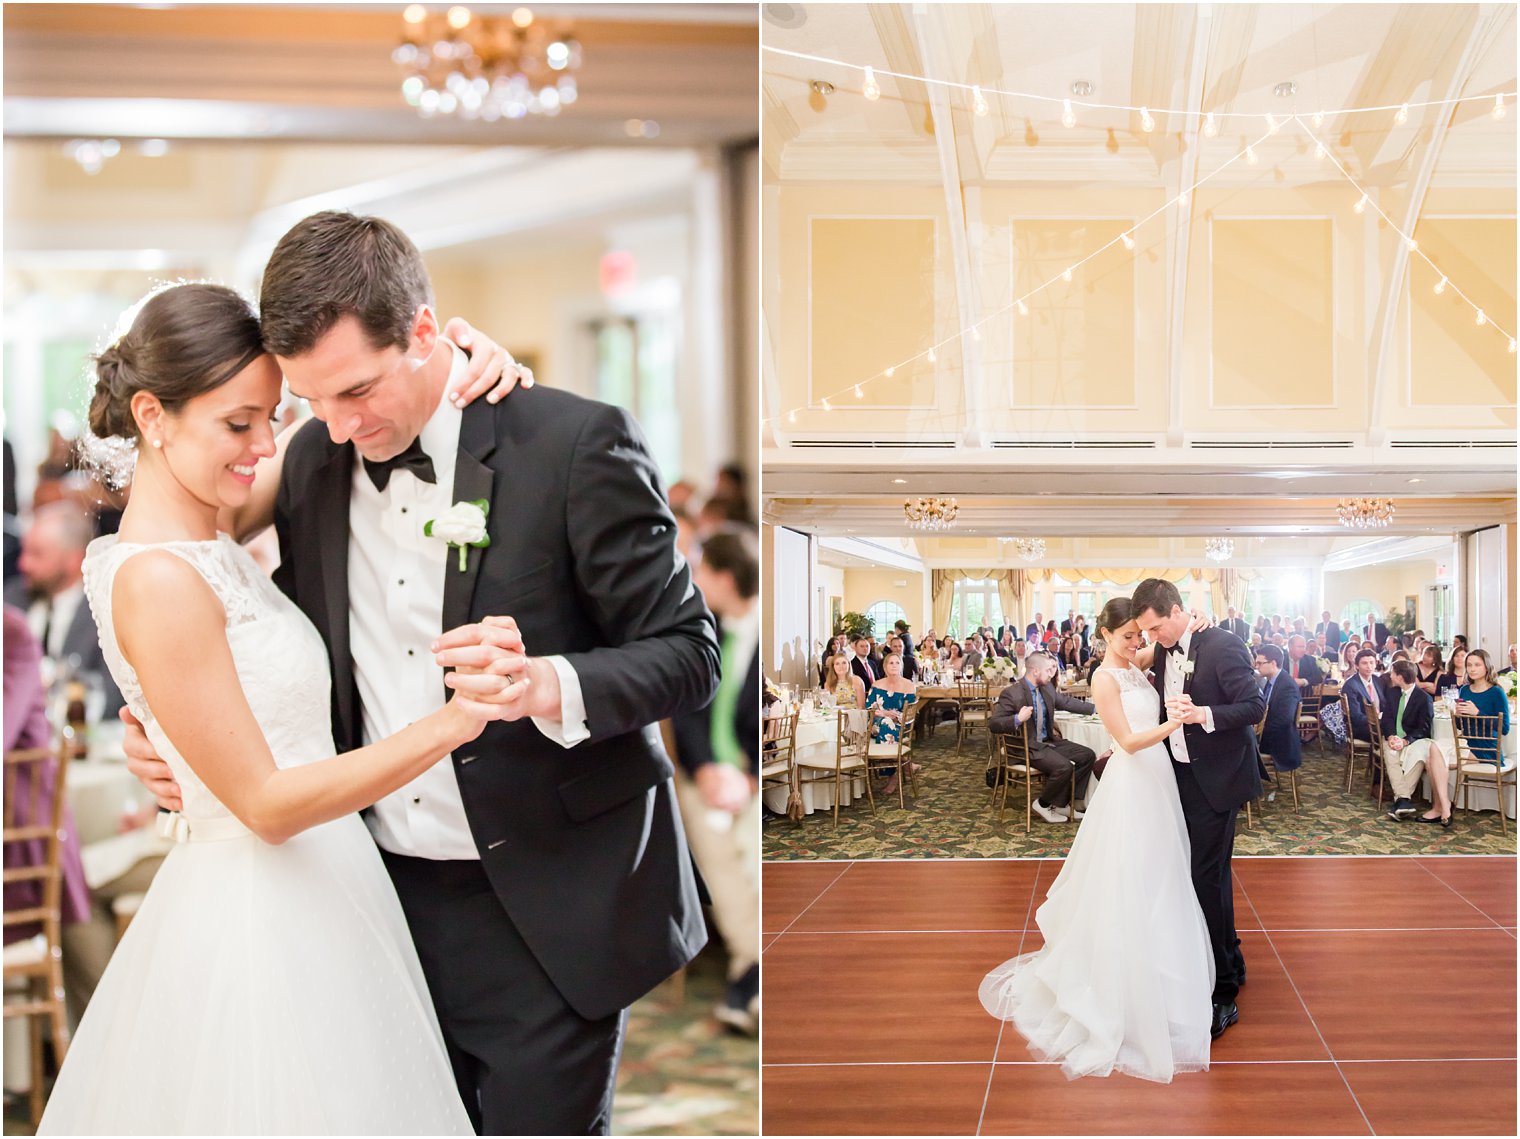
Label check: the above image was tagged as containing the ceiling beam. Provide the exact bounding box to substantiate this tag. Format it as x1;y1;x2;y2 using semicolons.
911;4;985;447
1164;5;1208;446
1365;5;1508;447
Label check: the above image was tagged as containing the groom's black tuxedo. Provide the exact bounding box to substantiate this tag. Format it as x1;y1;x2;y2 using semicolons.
273;386;718;1133
1151;625;1264;1008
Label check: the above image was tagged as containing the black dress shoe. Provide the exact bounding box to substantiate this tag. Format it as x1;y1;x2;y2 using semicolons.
1210;1002;1239;1040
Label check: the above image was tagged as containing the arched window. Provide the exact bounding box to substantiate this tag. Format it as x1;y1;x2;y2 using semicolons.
865;600;907;638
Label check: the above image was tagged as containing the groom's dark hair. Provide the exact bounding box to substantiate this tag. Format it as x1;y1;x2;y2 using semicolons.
259;211;434;358
1131;577;1182;620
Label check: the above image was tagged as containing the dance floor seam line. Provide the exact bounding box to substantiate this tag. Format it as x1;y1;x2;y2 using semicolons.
1412;857;1510;931
1233;875;1377;1135
766;924;1505;936
763;1056;1520;1067
771;861;855;939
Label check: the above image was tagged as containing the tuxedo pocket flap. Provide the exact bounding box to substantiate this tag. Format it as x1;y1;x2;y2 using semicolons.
557;757;668;823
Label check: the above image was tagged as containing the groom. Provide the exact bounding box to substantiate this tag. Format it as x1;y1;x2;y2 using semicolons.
127;211;719;1134
1131;578;1264;1040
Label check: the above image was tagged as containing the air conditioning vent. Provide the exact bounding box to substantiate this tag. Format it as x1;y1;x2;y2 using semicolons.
1189;439;1356;450
789;438;958;449
1389;439;1518;450
991;439;1157;450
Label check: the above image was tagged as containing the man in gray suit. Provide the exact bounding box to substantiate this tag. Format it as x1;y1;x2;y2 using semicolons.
988;651;1096;823
5;501;124;718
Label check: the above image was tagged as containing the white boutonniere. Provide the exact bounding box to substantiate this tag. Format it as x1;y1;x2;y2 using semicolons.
425;499;491;571
1181;659;1197;677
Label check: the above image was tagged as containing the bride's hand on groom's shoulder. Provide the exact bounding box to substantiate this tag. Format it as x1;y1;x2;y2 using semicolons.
1186;610;1213;634
443;319;534;409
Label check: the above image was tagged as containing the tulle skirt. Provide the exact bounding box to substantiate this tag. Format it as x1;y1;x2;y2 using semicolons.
979;743;1214;1084
38;814;472;1135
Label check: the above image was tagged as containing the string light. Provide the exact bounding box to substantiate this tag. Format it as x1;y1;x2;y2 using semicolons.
853;384;864;398
1120;232;1135;250
862;66;880;101
1245;144;1258;165
1434;276;1448;294
970;325;981;341
926;347;936;363
1476;309;1487;326
1312;110;1324;128
787;409;797;424
972;86;989;116
1140;106;1155;132
1177;187;1189;205
1353;192;1367;213
821;397;832;411
1061;99;1076;128
1394;103;1409;125
1314;140;1325;160
1494;93;1507;120
1405;236;1418;251
885;366;895;377
1264;113;1280;134
1203;111;1218;137
1062;267;1073;282
1509;338;1516;353
1016;299;1029;315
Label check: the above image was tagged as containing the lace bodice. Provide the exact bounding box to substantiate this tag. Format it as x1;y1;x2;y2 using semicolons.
82;533;336;825
1094;663;1162;738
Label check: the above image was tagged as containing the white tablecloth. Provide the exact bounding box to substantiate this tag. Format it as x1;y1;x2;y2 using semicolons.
67;761;155;847
1428;712;1517;818
763;709;871;816
1053;712;1112;756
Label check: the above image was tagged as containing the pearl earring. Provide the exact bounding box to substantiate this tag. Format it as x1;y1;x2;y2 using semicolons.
152;439;163;450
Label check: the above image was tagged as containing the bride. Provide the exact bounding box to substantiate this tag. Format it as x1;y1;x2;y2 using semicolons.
40;284;516;1134
979;596;1214;1084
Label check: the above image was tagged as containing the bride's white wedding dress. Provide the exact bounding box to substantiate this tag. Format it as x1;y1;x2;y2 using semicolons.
979;663;1214;1084
40;534;472;1135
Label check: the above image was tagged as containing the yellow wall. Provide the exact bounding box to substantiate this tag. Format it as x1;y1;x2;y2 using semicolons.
843;568;924;634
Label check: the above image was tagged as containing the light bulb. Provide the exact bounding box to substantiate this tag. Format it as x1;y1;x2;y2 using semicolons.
1140;106;1155;133
821;398;832;411
1177;188;1189;206
1434;276;1448;295
1405;236;1418;251
1314;141;1325;160
1062;267;1073;282
1120;232;1135;250
927;347;936;363
853;384;864;398
787;409;797;424
972;86;989;117
1016;299;1028;316
863;66;880;102
1494;93;1507;120
1353;192;1367;213
885;366;895;377
1394;103;1409;125
1061;100;1076;128
1245;144;1258;165
1312;110;1324;128
970;326;981;341
1264;113;1279;134
1475;309;1486;326
1509;338;1516;354
1203;111;1218;137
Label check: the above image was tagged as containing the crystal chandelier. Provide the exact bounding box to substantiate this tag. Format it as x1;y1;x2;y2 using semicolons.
1009;538;1046;562
1204;537;1234;562
393;6;581;121
903;497;959;531
1336;497;1395;529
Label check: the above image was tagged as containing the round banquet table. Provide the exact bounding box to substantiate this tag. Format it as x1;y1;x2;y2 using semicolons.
762;707;871;817
1426;708;1517;819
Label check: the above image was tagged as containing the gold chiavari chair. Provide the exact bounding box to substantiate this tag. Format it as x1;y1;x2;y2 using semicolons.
1296;681;1324;752
1364;700;1389;808
956;677;992;758
1254;709;1300;814
989;725;1041;832
760;711;801;821
3;737;74;1125
1340;695;1379;795
866;701;920;810
795;708;872;826
1452;714;1514;836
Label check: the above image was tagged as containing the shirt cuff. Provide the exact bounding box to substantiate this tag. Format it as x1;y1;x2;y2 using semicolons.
532;655;589;747
1202;706;1217;733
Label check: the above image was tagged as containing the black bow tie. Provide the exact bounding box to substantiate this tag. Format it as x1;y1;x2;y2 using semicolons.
363;437;436;492
1166;643;1187;656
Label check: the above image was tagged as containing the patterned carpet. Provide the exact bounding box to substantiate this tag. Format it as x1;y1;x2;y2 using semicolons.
763;718;1518;860
613;940;759;1136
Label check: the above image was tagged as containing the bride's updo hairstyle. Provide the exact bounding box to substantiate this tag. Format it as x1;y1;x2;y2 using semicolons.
1095;597;1134;645
88;284;265;443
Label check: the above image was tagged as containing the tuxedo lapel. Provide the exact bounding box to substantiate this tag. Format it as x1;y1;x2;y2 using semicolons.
309;445;357;746
1183;633;1201;698
441;400;499;636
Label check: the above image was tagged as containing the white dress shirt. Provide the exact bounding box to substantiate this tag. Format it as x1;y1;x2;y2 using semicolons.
352;344;588;860
27;583;83;660
1162;629;1217;764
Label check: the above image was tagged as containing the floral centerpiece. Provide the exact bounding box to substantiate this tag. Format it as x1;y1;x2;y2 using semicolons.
1504;670;1518;700
980;656;1018;683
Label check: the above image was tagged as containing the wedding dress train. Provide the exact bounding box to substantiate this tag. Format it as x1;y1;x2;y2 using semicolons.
979;663;1214;1084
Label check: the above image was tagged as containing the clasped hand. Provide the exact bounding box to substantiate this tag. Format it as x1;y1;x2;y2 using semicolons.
1164;694;1208;726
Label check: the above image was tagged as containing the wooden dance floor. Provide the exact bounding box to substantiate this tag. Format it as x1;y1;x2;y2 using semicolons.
762;856;1516;1136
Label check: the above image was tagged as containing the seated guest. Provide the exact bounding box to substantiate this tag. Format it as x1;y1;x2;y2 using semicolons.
1286;635;1324;689
849;635;879;688
1498;644;1516;677
994;628;1017;658
1041;620;1059;649
1343;649;1386;743
1414;645;1443;695
866;651;919;795
1381;636;1400;664
824;652;866;709
886;634;917;682
988;651;1096;823
1254;645;1303;784
1073;614;1091;651
1435;647;1466;697
1453;634;1469;652
1454;649;1511;769
945;640;966;674
962;636;985;676
1380;659;1452;825
818;633;849;686
1059;633;1086;671
1083;639;1105;684
1340;641;1362;673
